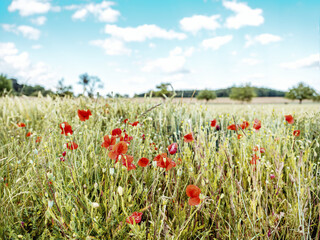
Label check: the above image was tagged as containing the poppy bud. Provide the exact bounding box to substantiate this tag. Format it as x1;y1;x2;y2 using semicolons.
215;125;220;131
60;157;65;162
62;151;66;157
168;143;178;155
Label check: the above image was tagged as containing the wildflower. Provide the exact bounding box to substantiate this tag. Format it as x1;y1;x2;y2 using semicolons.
285;115;294;124
111;128;122;138
270;174;275;179
253;119;261;131
260;148;266;154
130;121;139;126
186;185;201;206
101;135;117;150
117;186;123;196
211;119;217;127
36;136;42;143
60;122;73;136
215;125;220;131
108;141;128;162
78;109;92;121
138;157;149;167
141;134;146;140
250;154;259;165
91;202;99;208
123;118;129;124
227;124;238;131
240;121;249;129
62;151;66;157
120;133;133;144
121;155;136;170
60;157;65;162
293;130;300;137
17;122;26;127
66;142;78;150
253;146;259;151
184;133;194;143
126;212;143;224
167;143;178;155
237;134;242;140
154;153;176;171
26;132;32;137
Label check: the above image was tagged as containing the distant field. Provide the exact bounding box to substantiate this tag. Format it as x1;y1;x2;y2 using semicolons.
134;97;316;104
1;96;320;239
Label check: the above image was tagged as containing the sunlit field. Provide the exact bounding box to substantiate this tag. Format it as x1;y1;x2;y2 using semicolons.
1;96;320;239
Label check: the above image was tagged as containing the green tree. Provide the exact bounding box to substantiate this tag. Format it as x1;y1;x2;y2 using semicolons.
0;74;13;94
230;84;256;103
56;78;73;97
78;73;103;97
196;89;216;102
285;82;317;104
154;83;174;99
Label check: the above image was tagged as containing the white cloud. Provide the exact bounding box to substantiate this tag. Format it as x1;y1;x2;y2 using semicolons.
180;15;221;34
70;1;120;22
2;24;41;40
202;35;233;50
104;24;187;42
149;43;156;48
241;58;260;65
245;33;282;47
31;16;47;26
32;44;43;49
90;38;131;56
223;1;264;29
280;54;319;69
8;0;59;16
142;47;192;74
0;42;58;87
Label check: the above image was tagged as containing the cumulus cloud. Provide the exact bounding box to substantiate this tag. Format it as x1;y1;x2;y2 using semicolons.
0;42;58;87
8;0;59;16
2;24;41;40
31;16;47;26
223;1;264;29
90;38;131;56
180;15;221;34
142;47;193;74
104;24;187;42
241;58;260;66
280;54;319;69
69;1;120;22
201;35;233;50
245;33;282;47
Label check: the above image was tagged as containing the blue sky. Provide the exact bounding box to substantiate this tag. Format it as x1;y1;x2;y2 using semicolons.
0;0;319;96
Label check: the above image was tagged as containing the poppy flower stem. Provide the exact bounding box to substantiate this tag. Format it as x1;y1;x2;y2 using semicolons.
139;103;162;117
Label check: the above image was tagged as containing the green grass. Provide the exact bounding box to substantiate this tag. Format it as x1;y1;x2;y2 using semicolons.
0;96;320;239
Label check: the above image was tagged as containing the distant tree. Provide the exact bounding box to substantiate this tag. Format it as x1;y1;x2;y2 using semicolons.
56;78;73;97
285;82;317;104
0;74;13;94
230;84;256;102
196;89;217;102
78;73;103;97
154;83;174;99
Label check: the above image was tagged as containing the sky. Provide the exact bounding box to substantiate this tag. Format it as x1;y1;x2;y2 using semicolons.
0;0;319;96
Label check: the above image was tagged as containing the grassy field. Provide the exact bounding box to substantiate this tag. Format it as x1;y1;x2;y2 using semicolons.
0;96;320;239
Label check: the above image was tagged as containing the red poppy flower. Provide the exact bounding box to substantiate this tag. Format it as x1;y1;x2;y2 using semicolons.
123;119;129;124
17;122;26;127
260;147;266;154
120;133;133;144
60;122;73;136
227;124;238;131
293;130;300;137
237;134;242;140
111;128;122;138
168;143;178;155
78;109;92;121
138;157;150;167
62;151;66;157
285;115;294;124
211;119;217;127
130;121;139;127
154;153;176;171
184;133;194;143
240;121;249;129
186;185;201;206
108;141;128;162
101;135;116;149
250;154;259;165
121;155;136;170
66;142;78;150
253;119;261;131
26;132;32;137
36;136;42;143
126;212;143;224
253;146;259;151
141;134;146;140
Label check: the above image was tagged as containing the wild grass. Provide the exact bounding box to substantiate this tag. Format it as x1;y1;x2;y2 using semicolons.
0;96;320;239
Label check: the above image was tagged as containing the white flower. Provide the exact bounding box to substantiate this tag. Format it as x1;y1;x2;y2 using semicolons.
48;200;54;208
109;168;115;175
117;186;123;196
94;182;98;189
33;149;38;155
92;202;99;208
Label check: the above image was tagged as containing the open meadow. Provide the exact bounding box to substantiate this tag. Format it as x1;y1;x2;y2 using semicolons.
1;96;320;239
